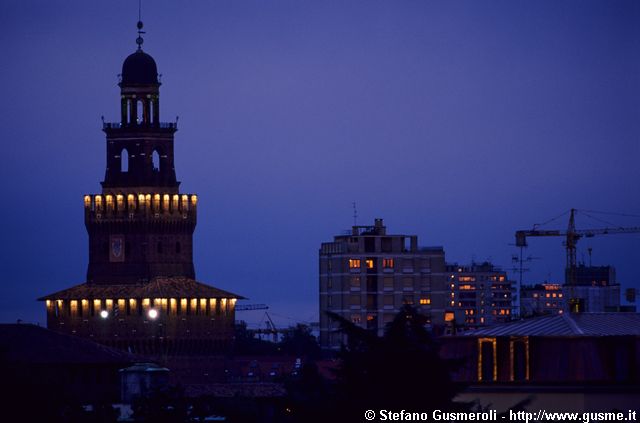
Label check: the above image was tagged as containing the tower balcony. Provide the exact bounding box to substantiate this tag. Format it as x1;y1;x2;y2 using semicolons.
102;121;177;130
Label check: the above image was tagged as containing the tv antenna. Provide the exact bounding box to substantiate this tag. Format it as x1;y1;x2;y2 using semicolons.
352;202;358;226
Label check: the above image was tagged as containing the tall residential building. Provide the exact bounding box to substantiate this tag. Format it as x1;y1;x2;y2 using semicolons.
445;262;516;328
39;22;242;355
319;219;446;350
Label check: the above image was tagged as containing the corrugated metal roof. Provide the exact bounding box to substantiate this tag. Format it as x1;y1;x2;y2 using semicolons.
461;313;640;337
38;276;244;301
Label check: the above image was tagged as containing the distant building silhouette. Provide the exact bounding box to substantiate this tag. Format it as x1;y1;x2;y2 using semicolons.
39;25;242;355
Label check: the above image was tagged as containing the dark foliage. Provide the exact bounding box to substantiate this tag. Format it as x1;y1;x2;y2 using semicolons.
278;324;322;359
284;305;469;422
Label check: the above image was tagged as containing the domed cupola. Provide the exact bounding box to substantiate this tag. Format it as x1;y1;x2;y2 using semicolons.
121;50;159;86
116;21;162;127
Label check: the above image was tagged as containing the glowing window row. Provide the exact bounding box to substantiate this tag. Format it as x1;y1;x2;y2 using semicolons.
84;194;197;213
46;298;235;318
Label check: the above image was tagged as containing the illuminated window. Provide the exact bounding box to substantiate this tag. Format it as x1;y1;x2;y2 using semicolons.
365;259;374;269
419;297;431;305
552;293;557;298
459;276;476;282
349;259;361;269
498;276;506;282
546;293;550;298
533;293;538;298
559;293;563;298
478;338;497;382
383;258;394;269
510;337;530;382
459;284;475;290
444;312;455;322
351;314;362;324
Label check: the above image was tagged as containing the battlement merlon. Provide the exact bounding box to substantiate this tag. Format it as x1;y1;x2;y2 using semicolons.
84;193;197;222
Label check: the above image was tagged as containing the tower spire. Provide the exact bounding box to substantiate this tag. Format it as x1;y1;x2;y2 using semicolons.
136;0;145;50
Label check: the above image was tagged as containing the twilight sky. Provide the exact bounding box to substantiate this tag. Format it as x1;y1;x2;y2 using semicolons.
1;1;639;327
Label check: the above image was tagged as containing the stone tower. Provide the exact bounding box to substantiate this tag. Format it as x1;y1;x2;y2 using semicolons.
40;23;242;355
87;36;195;285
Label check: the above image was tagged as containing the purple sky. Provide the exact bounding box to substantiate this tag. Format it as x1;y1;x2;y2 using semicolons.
1;1;639;327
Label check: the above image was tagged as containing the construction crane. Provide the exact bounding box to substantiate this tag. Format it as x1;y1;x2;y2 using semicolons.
515;208;640;285
235;304;269;311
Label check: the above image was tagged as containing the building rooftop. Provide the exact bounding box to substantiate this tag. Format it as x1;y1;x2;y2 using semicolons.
38;276;245;301
461;313;640;337
0;324;136;364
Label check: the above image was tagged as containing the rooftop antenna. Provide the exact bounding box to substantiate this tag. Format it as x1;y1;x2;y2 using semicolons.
136;0;145;50
352;202;358;226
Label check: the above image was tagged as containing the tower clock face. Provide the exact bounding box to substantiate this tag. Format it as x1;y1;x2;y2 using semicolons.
109;235;125;262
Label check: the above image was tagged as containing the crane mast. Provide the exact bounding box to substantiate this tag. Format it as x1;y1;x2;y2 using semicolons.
515;208;640;311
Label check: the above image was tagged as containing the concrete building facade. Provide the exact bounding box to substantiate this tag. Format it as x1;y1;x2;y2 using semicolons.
445;262;516;329
319;219;447;350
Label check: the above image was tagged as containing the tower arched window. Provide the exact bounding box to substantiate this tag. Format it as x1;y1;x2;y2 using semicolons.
127;100;133;124
137;100;144;124
152;150;160;172
121;148;129;172
149;99;154;123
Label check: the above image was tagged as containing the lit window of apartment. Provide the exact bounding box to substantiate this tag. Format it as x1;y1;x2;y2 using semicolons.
383;258;394;269
349;259;361;269
365;259;374;269
459;276;476;282
444;312;455;322
351;314;362;324
419;297;431;305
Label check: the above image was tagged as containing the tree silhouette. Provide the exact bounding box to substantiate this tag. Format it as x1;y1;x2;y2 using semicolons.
285;305;469;423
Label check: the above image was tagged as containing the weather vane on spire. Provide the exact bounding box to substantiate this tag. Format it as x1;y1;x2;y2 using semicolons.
136;0;145;50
